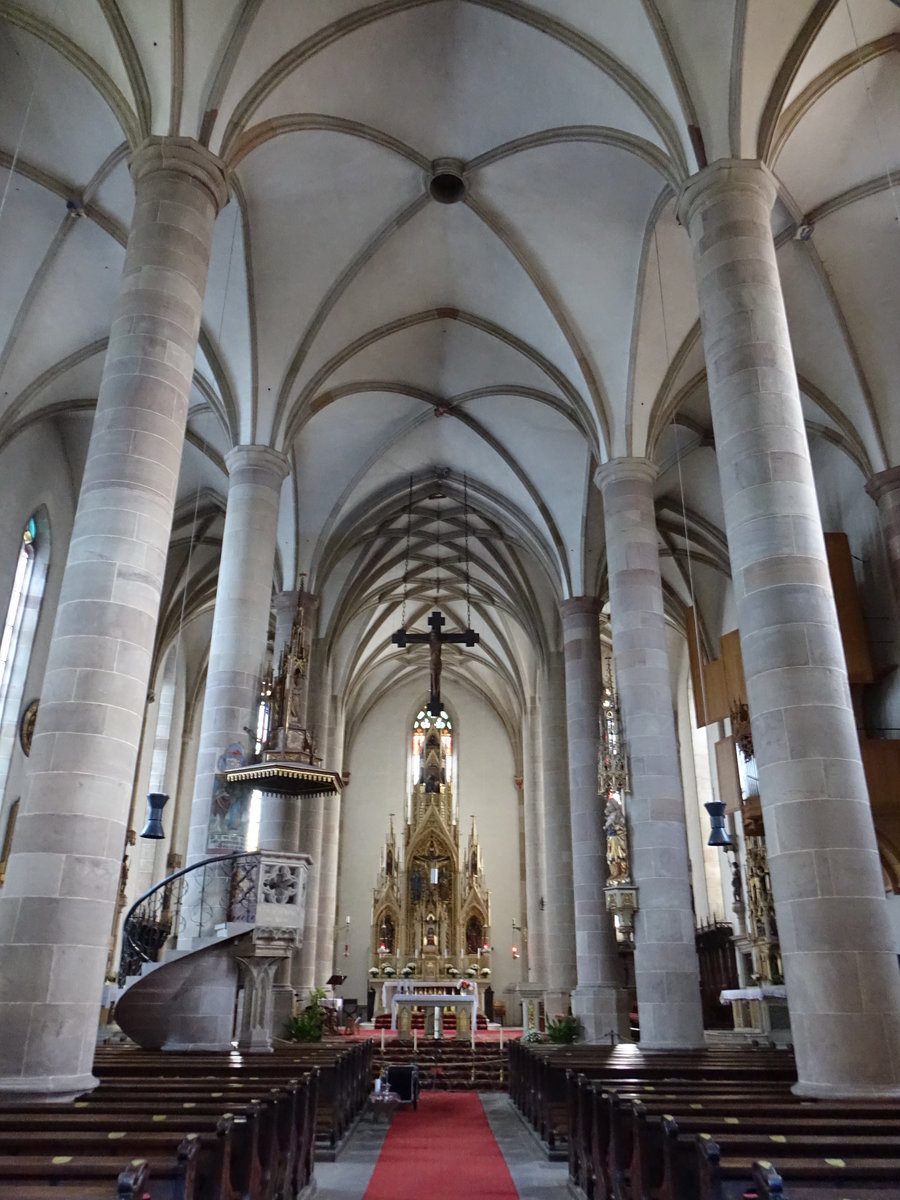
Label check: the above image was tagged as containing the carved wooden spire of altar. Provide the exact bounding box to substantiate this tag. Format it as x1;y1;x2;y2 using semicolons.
261;588;321;765
370;706;491;980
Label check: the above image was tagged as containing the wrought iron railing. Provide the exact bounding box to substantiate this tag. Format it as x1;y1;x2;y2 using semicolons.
118;851;260;985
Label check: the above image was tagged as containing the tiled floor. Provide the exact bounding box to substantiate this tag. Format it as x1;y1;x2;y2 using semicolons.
314;1093;569;1200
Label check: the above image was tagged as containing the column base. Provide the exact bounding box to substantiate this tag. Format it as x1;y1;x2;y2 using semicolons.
0;1073;98;1104
571;985;631;1043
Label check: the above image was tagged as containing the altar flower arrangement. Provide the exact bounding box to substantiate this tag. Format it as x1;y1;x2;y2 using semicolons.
480;967;491;978
465;966;477;978
368;966;379;978
401;966;413;978
446;965;459;977
382;965;396;978
406;962;416;973
459;978;472;992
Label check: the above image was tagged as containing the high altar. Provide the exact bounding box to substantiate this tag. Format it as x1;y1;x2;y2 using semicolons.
370;708;492;1023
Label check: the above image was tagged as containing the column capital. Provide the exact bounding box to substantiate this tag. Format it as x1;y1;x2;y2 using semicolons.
559;595;600;621
594;457;658;494
865;465;900;505
225;444;290;489
676;158;777;231
130;136;230;213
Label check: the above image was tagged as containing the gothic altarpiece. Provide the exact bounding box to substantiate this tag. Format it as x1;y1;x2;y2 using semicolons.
370;709;491;1014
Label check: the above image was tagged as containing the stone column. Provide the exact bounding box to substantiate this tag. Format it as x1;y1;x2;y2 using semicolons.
186;445;288;862
523;694;547;984
294;792;324;991
865;468;900;609
0;138;228;1102
561;598;628;1041
256;789;300;856
541;649;577;1014
679;159;900;1096
595;458;705;1048
316;692;343;988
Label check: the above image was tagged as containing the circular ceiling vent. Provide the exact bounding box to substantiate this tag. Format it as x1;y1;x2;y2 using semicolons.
428;161;466;204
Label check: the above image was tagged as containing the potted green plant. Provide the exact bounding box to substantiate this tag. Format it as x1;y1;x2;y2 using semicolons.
546;1013;582;1044
284;987;327;1043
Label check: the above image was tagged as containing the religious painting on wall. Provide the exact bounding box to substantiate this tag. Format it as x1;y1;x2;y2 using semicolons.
207;743;252;851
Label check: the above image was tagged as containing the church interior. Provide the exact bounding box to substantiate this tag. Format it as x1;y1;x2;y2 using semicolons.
1;1;900;1195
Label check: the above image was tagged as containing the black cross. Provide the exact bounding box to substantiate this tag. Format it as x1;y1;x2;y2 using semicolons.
392;609;479;716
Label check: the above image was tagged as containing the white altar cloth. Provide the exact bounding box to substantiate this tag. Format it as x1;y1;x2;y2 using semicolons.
381;979;479;1015
391;992;477;1035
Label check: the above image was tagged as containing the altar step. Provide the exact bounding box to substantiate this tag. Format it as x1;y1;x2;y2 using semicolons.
373;1011;489;1031
372;1038;509;1092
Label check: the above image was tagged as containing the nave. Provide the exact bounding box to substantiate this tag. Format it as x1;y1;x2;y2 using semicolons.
316;1092;569;1200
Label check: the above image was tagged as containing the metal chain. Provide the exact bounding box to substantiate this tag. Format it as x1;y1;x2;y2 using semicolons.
401;474;413;629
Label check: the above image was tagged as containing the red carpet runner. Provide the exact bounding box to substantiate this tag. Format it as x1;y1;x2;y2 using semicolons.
363;1092;518;1199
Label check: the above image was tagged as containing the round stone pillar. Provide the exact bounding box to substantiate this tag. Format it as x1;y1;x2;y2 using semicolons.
523;693;547;984
540;650;577;1010
0;138;228;1102
316;690;343;989
187;445;289;861
866;467;900;610
595;458;704;1048
294;792;324;991
679;159;900;1095
561;598;628;1041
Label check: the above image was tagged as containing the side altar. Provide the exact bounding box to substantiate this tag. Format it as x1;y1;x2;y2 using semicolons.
369;708;492;1018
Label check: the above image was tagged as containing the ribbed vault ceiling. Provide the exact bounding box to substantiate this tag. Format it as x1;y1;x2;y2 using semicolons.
0;0;898;742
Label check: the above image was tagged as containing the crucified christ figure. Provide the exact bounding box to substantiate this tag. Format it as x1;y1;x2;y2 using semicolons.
392;609;479;715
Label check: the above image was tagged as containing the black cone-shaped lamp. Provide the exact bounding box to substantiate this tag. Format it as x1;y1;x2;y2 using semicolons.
704;799;732;847
140;792;169;839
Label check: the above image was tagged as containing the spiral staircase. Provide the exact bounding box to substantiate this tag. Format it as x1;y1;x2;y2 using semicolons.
114;850;309;1052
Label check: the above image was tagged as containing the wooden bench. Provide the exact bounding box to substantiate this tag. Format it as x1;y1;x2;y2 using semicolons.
0;1144;192;1200
566;1072;900;1200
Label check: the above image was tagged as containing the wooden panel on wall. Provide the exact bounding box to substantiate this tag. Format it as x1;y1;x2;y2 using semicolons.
720;629;747;710
685;607;708;727
715;736;742;814
825;532;874;684
703;657;729;726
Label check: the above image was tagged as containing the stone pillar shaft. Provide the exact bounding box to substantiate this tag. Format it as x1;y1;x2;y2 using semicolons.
866;468;900;611
596;458;704;1048
0;138;227;1102
315;692;342;988
295;793;324;991
679;159;900;1095
523;694;547;984
561;598;627;1040
187;445;288;861
541;650;577;1000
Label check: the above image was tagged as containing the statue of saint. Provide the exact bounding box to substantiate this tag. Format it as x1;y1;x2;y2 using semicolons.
604;797;630;884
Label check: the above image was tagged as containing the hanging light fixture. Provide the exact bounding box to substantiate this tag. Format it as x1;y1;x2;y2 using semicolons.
704;799;732;847
139;792;169;839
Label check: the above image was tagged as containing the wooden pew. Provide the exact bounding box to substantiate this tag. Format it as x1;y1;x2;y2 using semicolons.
0;1142;194;1200
93;1039;368;1160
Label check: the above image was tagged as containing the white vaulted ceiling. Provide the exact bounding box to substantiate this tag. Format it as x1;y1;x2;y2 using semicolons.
0;0;898;744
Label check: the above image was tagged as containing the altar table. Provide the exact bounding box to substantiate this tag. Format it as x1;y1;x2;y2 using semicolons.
391;993;477;1039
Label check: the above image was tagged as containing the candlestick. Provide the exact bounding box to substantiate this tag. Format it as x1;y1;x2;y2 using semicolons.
499;1027;504;1050
414;1028;418;1052
381;1028;385;1051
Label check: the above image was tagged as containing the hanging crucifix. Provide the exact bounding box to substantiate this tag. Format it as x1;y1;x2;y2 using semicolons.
392;610;479;716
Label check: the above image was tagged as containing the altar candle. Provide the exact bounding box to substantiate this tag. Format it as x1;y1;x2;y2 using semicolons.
414;1029;418;1052
500;1027;504;1050
381;1029;385;1051
471;1026;475;1050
